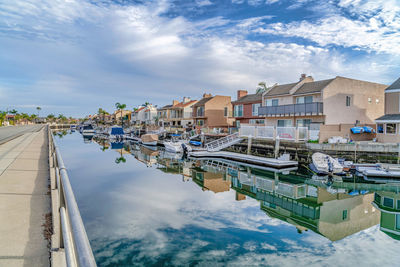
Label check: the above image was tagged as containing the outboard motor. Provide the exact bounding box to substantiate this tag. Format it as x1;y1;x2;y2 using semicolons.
181;143;192;159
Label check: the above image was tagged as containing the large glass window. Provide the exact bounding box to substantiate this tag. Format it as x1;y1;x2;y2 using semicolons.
197;120;204;126
277;120;293;127
383;197;394;208
342;210;348;220
266;99;279;106
252;103;261;116
386;123;397;134
297;119;312;127
234;105;243;117
377;124;384;133
374;193;381;205
296;96;313;104
197;106;204;117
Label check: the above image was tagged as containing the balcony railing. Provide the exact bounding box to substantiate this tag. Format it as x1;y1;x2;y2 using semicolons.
258;102;323;116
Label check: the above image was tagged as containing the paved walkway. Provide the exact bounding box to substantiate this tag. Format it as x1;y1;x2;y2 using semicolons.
0;125;43;145
0;126;50;266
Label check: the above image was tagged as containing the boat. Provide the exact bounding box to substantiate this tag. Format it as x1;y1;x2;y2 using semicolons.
141;134;158;146
310;152;343;175
109;125;125;140
164;141;184;153
82;124;95;136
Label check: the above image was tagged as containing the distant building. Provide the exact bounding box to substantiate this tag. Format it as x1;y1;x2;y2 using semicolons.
375;77;400;143
157;97;197;128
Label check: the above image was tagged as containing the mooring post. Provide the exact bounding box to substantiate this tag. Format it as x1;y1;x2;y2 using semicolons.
274;136;280;159
247;136;252;155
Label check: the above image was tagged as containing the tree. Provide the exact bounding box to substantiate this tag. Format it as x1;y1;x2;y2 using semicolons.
115;102;127;127
256;82;277;94
36;107;41;117
0;111;6;126
47;114;55;122
29;114;37;122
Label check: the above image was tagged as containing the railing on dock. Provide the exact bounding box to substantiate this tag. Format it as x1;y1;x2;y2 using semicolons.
239;124;316;142
204;132;242;151
48;126;97;267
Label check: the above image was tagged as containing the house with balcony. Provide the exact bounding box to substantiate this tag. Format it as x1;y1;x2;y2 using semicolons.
258;74;386;141
192;93;234;130
169;97;197;127
375;77;400;143
113;109;131;125
131;106;146;125
231;90;263;127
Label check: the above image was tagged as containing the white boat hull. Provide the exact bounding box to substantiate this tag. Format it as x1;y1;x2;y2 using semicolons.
163;141;183;153
142;141;157;146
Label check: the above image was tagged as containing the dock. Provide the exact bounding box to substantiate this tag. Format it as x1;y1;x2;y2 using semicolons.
0;125;50;266
189;151;298;169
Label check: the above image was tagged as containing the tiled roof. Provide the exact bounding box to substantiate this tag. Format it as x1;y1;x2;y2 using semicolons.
158;104;173;110
375;114;400;121
193;97;213;107
265;82;298;96
171;100;197;108
293;79;335;95
232;93;262;104
386;77;400;91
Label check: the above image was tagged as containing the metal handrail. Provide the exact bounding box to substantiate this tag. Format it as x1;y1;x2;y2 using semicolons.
205;132;240;151
48;126;97;267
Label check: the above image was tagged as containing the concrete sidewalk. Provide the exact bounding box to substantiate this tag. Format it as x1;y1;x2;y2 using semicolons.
0;128;50;266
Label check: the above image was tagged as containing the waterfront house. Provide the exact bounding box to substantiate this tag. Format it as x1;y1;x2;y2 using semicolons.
157;104;172;127
143;104;158;125
192;93;234;131
375;77;400;143
258;74;387;142
157;97;197;128
113;109;131;125
231;90;263;127
372;191;400;240
131;106;146;125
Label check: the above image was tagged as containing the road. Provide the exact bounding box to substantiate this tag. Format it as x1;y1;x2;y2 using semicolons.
0;125;44;145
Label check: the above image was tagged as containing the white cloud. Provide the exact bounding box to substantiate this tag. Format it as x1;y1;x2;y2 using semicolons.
196;0;214;7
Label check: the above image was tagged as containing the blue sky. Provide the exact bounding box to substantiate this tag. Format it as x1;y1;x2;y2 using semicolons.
0;0;399;117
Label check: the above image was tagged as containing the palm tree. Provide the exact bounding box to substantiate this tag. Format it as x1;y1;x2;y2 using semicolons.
115;102;127;126
115;149;126;164
36;107;41;117
29;114;37;122
47;114;55;123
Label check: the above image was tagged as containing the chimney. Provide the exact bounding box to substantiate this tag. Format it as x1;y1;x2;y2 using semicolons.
237;90;248;100
172;100;179;106
183;97;191;103
203;93;212;98
300;73;307;81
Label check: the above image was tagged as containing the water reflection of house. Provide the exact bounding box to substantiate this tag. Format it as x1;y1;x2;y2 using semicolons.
132;146;159;167
156;153;193;180
191;167;230;193
372;191;400;240
231;170;379;241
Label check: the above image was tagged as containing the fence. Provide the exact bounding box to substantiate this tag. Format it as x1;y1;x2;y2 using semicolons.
48;126;97;267
238;124;316;142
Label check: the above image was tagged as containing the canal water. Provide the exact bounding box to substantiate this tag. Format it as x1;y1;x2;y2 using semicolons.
56;131;400;266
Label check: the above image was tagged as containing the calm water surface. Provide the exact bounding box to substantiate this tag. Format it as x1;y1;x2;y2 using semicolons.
56;132;400;266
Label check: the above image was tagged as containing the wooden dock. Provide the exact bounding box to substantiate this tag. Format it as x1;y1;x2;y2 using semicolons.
189;151;298;169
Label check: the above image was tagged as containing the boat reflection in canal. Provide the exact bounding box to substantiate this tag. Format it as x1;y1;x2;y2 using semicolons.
56;132;400;266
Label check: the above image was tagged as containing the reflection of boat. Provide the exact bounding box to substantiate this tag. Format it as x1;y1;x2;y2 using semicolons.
163;141;184;153
310;152;343;175
82;124;95;136
141;134;158;146
140;145;159;156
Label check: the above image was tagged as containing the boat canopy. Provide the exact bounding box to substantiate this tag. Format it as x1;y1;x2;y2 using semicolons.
83;124;94;130
111;142;124;150
350;127;364;134
362;126;375;133
111;126;124;135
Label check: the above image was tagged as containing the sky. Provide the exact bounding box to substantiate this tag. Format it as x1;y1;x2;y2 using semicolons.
0;0;399;117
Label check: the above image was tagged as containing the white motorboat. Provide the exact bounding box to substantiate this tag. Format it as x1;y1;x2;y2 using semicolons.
163;141;184;153
82;124;95;136
141;134;158;146
310;152;343;175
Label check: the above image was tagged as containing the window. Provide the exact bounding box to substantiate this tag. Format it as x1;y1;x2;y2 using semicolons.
297;119;312;127
397;214;400;230
296;96;313;104
342;210;348;220
374;193;381;205
277;119;293;127
346;96;351;106
383;197;394;208
376;98;380;104
397;200;400;210
236;120;240;128
197;106;204;117
368;97;372;104
377;124;384;133
266;99;279;106
386;123;397;134
234;105;243;117
249;119;265;125
197;120;204;126
252;103;260;116
224;107;228;117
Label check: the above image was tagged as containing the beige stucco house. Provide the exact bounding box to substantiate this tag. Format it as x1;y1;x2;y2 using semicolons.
375;77;400;143
157;97;197;127
192;93;234;130
259;74;387;142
